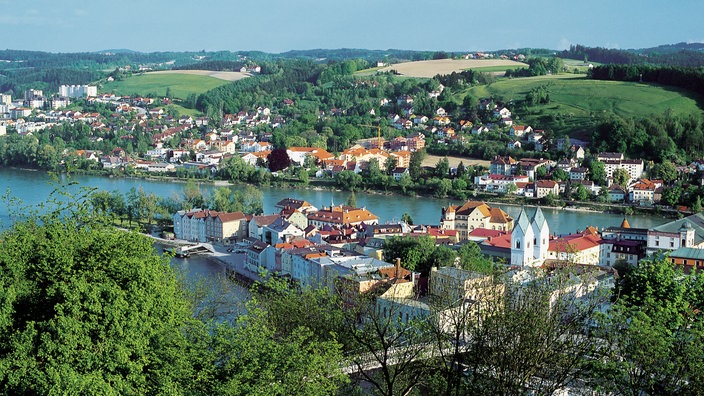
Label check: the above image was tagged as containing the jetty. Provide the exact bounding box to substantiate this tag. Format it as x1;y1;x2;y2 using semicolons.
172;243;216;258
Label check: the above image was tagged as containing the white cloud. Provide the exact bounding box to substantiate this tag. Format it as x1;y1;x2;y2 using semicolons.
557;38;571;51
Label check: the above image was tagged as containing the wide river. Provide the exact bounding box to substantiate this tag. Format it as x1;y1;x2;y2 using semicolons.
0;167;670;310
0;167;668;235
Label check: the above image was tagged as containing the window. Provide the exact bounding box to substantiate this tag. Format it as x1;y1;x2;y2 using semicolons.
516;241;521;249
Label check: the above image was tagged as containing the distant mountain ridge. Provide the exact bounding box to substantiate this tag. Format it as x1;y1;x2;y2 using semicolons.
633;42;704;54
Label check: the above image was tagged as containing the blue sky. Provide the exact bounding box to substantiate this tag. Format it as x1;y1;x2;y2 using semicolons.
2;0;702;53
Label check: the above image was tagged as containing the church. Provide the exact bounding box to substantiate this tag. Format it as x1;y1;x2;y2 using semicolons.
510;207;550;267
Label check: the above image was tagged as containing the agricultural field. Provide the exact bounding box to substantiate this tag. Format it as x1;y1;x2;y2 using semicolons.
376;59;526;78
102;70;248;99
422;154;490;169
562;58;601;73
466;74;704;137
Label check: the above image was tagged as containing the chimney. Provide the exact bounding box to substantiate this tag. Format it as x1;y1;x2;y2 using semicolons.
395;257;401;279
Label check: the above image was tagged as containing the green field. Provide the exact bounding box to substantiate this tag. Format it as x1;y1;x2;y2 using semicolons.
102;73;231;99
467;74;704;137
166;103;202;117
562;59;601;73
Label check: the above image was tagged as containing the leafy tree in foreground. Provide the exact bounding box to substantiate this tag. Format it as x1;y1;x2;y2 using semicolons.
0;217;195;394
589;256;704;395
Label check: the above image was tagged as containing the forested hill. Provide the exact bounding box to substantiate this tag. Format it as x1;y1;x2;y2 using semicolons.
277;48;446;62
560;43;704;67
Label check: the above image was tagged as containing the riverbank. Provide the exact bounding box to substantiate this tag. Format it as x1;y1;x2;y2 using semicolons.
0;167;670;234
8;165;668;220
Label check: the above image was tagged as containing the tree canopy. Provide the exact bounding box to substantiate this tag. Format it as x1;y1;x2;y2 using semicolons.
0;217;194;393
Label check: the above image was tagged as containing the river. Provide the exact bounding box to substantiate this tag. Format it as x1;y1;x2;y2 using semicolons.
0;167;668;235
0;167;669;312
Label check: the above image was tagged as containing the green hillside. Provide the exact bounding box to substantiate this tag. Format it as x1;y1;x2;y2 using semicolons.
467;74;704;138
102;73;231;99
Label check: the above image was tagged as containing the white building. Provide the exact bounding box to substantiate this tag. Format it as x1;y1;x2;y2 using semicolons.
510;207;549;267
58;85;98;98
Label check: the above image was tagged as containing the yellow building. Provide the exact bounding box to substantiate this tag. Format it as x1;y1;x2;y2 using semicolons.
440;201;514;241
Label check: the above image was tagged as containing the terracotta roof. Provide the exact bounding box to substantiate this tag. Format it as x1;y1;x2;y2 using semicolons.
549;233;602;253
454;201;490;216
468;228;506;238
489;207;512;224
307;205;378;225
216;211;246;222
252;214;281;227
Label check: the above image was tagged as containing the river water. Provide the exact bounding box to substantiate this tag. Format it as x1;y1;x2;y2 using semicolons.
0;167;669;312
0;167;668;235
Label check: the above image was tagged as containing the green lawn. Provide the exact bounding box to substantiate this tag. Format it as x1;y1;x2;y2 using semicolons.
102;73;231;99
166;103;202;117
466;74;704;136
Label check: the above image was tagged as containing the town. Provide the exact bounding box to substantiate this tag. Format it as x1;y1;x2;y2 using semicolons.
0;80;695;210
2;51;704;394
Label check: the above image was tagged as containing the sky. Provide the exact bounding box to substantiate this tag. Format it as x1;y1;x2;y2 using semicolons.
1;0;703;54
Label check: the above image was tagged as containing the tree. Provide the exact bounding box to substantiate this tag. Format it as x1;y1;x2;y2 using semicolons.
590;256;704;395
587;158;607;185
661;185;682;207
345;293;433;396
573;183;590;201
383;235;438;275
456;161;466;179
210;185;263;215
551;168;569;182
346;191;357;208
267;147;291;172
398;173;413;195
297;167;309;185
458;241;494;274
335;170;362;192
409;150;426;179
650;161;678;184
454;269;608;395
384;155;398;175
197;278;349;395
612;167;631;187
137;187;159;226
401;212;414;225
434;178;452;198
184;180;206;209
435;156;450;178
535;165;548;179
0;217;196;394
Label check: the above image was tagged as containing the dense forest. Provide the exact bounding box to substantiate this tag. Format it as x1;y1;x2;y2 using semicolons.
589;64;704;97
560;43;704;67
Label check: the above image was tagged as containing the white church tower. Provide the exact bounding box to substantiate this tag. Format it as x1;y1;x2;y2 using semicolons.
511;208;534;267
511;207;550;267
531;207;550;263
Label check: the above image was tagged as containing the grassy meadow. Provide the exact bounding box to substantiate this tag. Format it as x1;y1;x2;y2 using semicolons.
466;74;704;137
102;73;232;99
